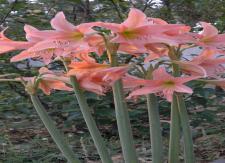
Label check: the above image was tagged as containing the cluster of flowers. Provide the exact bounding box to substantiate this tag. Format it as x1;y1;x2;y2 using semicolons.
1;8;225;101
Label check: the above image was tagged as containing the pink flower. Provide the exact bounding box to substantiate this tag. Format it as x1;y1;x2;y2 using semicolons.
21;67;72;95
67;60;129;95
10;12;101;64
26;12;98;52
97;8;190;45
195;22;225;52
127;67;200;102
174;49;225;77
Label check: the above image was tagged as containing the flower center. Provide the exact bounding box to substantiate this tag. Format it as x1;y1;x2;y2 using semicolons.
163;80;175;87
72;31;84;40
201;36;213;43
121;30;138;39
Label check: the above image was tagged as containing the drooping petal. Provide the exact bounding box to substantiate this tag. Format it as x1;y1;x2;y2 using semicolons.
172;60;207;77
122;74;148;90
38;80;52;95
10;50;36;62
162;88;174;102
174;84;193;94
127;83;163;99
174;75;201;84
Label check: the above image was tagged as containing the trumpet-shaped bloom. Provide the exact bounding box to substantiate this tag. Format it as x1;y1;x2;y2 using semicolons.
26;12;98;52
37;67;72;95
12;12;101;64
196;22;225;51
127;67;200;102
174;49;225;77
67;60;129;95
22;67;72;95
97;8;191;45
77;66;128;95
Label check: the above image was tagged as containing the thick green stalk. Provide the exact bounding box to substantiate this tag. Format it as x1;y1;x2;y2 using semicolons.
146;94;164;163
112;79;138;163
70;76;113;163
169;56;181;163
176;94;195;163
108;45;138;163
168;95;180;163
30;94;80;163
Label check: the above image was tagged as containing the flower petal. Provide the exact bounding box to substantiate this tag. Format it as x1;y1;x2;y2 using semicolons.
127;84;163;99
174;84;193;94
199;22;218;38
123;8;147;27
50;12;75;31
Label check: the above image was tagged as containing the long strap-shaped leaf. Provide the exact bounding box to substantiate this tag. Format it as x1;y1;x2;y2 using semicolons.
30;94;80;163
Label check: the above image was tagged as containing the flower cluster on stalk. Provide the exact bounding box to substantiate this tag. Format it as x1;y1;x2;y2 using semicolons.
1;8;225;102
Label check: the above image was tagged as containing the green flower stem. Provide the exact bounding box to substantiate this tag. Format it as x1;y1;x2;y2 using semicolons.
146;94;164;163
168;95;180;163
70;76;113;163
169;57;181;163
108;43;138;163
112;80;138;163
30;94;80;163
176;94;195;163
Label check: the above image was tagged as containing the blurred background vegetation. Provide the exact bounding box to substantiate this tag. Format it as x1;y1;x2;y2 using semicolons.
1;0;225;162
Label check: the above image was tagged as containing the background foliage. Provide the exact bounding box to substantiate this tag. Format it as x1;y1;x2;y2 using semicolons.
1;0;225;162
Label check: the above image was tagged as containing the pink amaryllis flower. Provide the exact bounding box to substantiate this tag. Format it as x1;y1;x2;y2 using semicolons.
173;49;225;77
11;12;100;64
195;22;225;52
127;67;200;102
26;12;99;52
97;8;190;46
37;67;72;95
67;59;129;95
10;24;69;64
77;67;128;95
22;67;72;95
